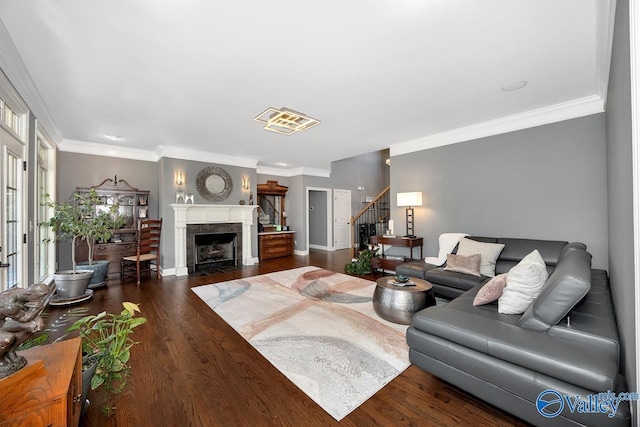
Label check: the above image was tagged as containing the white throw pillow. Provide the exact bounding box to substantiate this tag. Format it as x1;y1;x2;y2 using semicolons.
498;249;548;314
457;237;505;277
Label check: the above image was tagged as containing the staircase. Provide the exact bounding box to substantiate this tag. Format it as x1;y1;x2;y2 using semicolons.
350;186;390;258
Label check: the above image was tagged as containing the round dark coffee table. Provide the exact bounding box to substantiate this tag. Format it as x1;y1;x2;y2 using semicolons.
373;277;436;325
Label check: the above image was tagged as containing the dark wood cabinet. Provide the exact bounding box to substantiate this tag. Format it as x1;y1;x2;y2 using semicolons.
369;235;423;272
74;176;150;280
76;241;137;281
258;232;295;260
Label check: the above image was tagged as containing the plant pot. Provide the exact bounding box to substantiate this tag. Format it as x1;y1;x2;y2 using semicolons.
81;361;97;416
53;270;93;299
77;260;110;288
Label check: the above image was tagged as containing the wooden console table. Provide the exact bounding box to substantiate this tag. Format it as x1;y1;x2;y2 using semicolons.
0;338;82;426
369;235;424;272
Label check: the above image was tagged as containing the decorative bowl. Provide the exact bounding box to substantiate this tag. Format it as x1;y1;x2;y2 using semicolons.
394;275;409;283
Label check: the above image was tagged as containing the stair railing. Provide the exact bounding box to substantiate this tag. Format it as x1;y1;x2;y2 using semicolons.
350;186;390;258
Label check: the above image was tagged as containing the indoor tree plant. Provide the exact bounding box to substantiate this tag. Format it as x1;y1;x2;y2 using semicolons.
46;188;124;295
67;302;147;415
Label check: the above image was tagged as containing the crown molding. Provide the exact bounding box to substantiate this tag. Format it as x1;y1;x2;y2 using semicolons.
157;145;258;169
59;139;158;161
257;165;331;178
596;0;617;104
59;139;261;169
0;19;62;144
390;95;605;157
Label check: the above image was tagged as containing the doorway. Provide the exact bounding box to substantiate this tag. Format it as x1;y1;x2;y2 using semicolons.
333;189;351;250
306;187;332;251
0;126;26;291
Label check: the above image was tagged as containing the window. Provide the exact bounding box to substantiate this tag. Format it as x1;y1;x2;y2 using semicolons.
0;98;26;141
35;130;55;282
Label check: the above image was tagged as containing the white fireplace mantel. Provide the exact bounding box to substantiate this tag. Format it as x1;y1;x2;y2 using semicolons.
171;204;258;276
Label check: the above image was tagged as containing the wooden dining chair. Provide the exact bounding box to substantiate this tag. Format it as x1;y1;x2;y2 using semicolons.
121;218;162;285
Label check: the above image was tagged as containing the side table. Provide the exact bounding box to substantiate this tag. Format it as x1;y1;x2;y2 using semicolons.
373;277;436;324
369;235;424;273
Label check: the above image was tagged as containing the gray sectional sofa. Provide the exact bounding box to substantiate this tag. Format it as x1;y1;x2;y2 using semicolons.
396;237;630;427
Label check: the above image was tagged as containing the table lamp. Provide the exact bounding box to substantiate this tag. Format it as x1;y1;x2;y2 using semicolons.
397;192;422;238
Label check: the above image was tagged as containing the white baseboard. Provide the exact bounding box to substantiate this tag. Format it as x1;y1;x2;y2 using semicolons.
161;267;176;276
294;249;310;256
309;244;330;251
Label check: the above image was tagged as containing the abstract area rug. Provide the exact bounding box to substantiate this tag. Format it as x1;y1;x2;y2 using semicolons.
192;266;410;421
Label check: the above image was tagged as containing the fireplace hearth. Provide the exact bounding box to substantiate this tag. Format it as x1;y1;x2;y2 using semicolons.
171;204;258;277
194;232;237;271
185;222;243;274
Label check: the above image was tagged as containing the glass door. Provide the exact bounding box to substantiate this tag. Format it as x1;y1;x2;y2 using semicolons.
0;127;25;291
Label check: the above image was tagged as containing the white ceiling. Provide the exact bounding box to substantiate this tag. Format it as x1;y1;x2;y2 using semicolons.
0;0;614;175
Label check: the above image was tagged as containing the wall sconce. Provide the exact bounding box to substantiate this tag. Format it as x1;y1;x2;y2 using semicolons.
397;192;423;238
242;177;250;191
175;171;185;187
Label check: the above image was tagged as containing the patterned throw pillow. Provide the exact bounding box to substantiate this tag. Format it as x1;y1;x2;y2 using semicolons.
473;273;508;306
444;253;482;277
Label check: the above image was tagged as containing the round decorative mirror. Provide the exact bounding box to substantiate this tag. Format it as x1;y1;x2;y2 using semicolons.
195;166;233;202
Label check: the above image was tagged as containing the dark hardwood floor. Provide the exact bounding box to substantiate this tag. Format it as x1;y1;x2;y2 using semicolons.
45;249;529;426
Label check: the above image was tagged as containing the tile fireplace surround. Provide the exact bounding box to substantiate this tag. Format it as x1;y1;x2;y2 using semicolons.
171;204;258;276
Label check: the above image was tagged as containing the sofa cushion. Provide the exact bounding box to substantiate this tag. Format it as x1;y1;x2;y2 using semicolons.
456;237;505;277
423;267;488;291
444;253;481;276
395;261;438;279
494;238;568;275
518;248;592;331
473;273;507;306
498;250;548;314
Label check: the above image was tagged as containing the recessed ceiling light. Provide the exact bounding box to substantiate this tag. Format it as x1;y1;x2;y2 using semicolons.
277;162;288;167
501;81;528;92
254;107;320;135
105;134;124;141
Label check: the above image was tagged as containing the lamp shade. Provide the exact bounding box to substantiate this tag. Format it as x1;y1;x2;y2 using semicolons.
397;192;422;207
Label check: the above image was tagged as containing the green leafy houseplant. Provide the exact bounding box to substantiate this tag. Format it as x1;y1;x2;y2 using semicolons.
46;188;125;272
345;248;376;275
68;302;147;413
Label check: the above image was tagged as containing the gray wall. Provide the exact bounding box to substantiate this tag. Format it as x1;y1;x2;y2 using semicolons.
56;152;159;270
331;149;390;215
161;158;257;269
606;0;636;397
391;114;609;270
258;149;390;253
309;190;328;246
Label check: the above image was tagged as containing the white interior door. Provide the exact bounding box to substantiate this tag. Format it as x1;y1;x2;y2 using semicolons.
333;189;351;250
0;128;25;291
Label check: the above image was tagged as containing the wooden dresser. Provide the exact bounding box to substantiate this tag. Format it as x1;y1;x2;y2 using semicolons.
77;241;137;281
0;338;82;427
258;231;295;260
